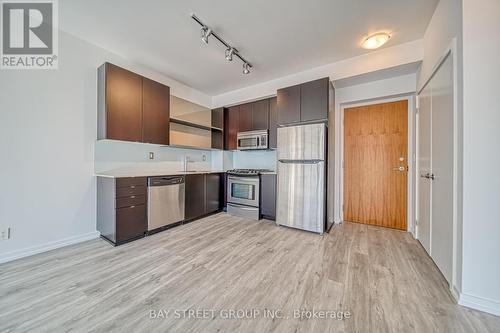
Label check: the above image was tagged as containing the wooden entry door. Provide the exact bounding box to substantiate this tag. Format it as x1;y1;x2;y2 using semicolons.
344;100;408;230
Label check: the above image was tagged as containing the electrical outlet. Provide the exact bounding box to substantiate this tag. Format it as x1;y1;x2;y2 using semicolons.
149;152;155;160
1;227;11;240
202;154;207;161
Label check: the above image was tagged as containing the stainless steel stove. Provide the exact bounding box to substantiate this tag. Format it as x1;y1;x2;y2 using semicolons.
226;169;272;220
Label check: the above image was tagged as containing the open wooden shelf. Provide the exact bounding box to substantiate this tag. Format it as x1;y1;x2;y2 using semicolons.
170;118;222;132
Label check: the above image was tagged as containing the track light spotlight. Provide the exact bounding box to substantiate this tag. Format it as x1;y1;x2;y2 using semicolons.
225;47;235;61
201;27;211;44
191;14;252;75
242;63;250;75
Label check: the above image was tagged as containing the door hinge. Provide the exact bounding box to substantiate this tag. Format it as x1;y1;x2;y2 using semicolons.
415;219;418;226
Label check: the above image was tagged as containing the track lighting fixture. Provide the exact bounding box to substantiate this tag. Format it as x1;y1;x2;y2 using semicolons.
225;47;235;61
201;27;211;44
191;13;253;75
242;63;250;75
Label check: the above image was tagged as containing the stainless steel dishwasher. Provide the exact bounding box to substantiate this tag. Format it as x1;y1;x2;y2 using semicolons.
147;176;185;231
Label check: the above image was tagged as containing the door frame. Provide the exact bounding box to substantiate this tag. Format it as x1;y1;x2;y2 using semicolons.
416;38;460;300
339;95;416;233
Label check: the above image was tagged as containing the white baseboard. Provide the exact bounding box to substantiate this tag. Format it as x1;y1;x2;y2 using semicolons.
450;285;461;303
0;231;101;264
458;292;500;317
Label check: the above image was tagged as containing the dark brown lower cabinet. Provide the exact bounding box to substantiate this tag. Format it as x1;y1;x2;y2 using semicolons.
260;174;277;220
206;173;222;213
97;176;147;245
185;174;206;221
98;173;223;246
185;173;223;221
115;205;147;243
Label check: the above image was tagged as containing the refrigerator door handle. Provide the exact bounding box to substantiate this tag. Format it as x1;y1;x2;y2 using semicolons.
278;159;322;164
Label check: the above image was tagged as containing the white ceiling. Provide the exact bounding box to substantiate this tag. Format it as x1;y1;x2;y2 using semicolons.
60;0;438;95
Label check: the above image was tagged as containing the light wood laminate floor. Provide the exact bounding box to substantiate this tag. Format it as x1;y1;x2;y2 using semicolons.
1;213;499;332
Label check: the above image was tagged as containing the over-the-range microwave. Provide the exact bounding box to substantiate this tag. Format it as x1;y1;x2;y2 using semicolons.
237;130;268;150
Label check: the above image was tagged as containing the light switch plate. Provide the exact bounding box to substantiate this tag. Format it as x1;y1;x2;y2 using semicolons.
1;227;10;240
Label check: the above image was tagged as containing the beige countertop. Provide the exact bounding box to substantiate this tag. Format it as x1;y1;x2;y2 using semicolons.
95;170;225;178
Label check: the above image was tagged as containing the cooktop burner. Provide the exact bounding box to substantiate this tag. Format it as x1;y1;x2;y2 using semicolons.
226;169;273;176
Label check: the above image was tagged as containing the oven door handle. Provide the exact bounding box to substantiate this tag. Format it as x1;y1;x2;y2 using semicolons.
227;203;258;210
228;176;259;183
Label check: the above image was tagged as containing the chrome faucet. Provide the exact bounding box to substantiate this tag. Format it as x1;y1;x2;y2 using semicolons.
183;155;192;172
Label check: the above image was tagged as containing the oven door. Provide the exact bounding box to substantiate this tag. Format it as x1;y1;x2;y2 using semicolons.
227;176;260;207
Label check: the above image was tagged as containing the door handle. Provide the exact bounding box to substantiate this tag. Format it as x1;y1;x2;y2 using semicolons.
419;173;435;180
392;166;406;172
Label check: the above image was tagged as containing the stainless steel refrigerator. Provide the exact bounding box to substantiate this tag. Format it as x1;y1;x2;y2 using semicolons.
276;123;327;234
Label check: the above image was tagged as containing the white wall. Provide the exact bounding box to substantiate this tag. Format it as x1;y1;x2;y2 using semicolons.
460;0;500;315
212;40;423;108
0;30;212;263
418;0;462;90
333;73;417;224
418;0;500;316
419;0;465;301
335;73;417;105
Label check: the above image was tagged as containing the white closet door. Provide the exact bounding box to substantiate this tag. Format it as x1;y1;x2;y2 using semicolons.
430;54;454;284
417;84;432;255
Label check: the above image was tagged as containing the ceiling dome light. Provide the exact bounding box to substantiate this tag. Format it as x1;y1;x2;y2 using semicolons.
201;27;211;44
242;63;250;74
362;32;391;49
225;47;235;61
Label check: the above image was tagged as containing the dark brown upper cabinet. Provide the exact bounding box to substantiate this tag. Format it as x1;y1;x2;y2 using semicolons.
300;77;329;123
252;99;270;130
277;78;331;126
277;84;301;126
211;107;224;129
98;62;170;145
269;97;277;149
101;63;143;142
142;77;170;145
225;105;239;150
224;98;273;150
238;103;253;132
211;108;224;150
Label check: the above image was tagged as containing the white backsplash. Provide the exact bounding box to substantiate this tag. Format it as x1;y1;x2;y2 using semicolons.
94;141;277;174
94;140;217;174
232;150;277;170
